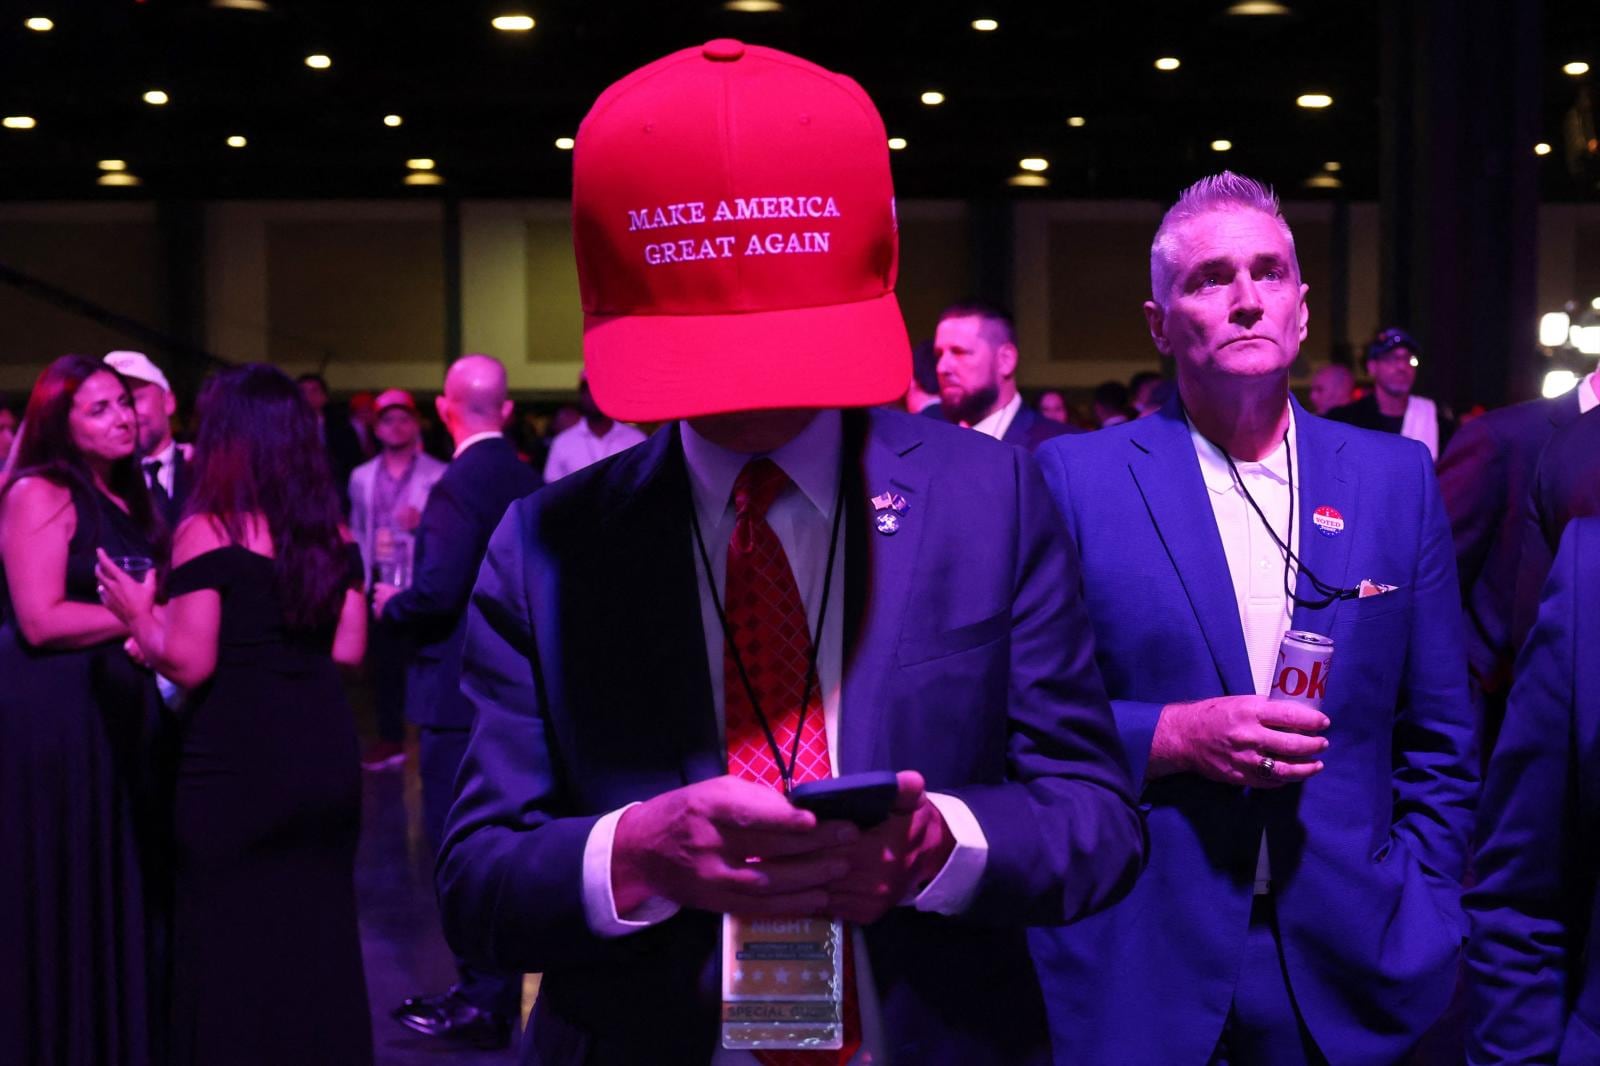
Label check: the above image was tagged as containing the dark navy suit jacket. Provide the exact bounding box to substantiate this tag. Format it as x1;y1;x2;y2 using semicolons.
1437;392;1581;703
1030;396;1477;1065
918;400;1078;453
436;409;1143;1065
383;436;542;729
1509;406;1600;663
1466;518;1600;1065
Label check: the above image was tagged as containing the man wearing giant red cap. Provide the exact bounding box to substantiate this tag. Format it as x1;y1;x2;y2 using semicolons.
436;41;1142;1064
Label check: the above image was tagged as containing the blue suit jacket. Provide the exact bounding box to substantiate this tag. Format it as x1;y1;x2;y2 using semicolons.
1030;396;1477;1065
383;436;542;728
1466;518;1600;1064
436;409;1143;1065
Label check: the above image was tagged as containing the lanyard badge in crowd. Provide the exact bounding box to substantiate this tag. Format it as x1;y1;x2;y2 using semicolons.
1221;427;1360;611
687;464;847;795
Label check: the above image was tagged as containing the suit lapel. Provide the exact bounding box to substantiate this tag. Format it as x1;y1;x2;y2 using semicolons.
606;428;723;785
1128;401;1255;696
1289;403;1357;635
1001;404;1032;448
839;410;929;773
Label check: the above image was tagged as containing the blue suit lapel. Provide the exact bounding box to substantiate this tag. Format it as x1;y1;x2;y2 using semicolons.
1127;401;1255;696
838;410;929;773
607;427;723;785
1289;403;1357;636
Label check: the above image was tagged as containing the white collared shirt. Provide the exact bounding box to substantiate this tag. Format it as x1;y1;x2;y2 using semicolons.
964;391;1023;441
1580;371;1600;415
579;409;989;1065
453;430;503;459
1189;404;1300;893
543;419;648;481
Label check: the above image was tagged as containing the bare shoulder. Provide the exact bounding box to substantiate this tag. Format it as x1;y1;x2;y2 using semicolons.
172;514;232;566
0;476;74;533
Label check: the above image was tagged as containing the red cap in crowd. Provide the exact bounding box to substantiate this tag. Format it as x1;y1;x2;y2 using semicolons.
573;39;911;422
374;389;417;415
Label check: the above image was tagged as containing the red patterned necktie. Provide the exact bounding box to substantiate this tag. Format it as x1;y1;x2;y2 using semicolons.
722;458;860;1066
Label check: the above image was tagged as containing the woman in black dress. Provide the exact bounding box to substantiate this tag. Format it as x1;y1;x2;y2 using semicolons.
0;355;164;1065
98;363;372;1065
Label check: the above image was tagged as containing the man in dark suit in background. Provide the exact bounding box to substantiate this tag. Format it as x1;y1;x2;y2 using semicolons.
105;350;190;526
436;40;1142;1065
374;353;541;1049
297;372;366;510
1436;374;1590;753
1465;516;1600;1064
928;302;1077;452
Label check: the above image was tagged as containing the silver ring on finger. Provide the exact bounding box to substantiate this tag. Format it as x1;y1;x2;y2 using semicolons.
96;583;107;599
1257;756;1276;778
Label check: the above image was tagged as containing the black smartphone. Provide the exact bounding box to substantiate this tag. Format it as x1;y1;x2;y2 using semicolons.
788;771;900;828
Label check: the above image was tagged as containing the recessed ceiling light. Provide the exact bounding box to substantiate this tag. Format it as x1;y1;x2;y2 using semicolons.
1154;57;1181;72
24;16;53;31
3;115;37;129
1535;142;1553;156
1296;93;1333;109
887;137;907;150
1305;173;1342;189
226;135;248;148
1007;174;1049;188
98;173;141;187
305;53;332;70
1019;157;1049;172
383;114;403;128
1591;297;1600;311
1226;1;1290;14
211;0;272;10
1211;139;1233;152
723;0;783;10
98;159;127;171
971;18;999;31
406;158;436;171
404;172;445;186
1066;115;1087;128
491;14;536;32
1564;61;1591;77
1324;160;1342;172
143;90;169;106
554;137;575;150
920;91;946;106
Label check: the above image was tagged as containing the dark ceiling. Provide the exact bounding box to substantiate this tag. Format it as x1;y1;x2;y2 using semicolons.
0;0;1595;202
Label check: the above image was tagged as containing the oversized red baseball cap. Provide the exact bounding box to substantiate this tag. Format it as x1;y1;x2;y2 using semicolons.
573;39;911;422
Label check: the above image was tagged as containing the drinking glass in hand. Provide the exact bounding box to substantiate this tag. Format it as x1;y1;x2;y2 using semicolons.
112;555;154;582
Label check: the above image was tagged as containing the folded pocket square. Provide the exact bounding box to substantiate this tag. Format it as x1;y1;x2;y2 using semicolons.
1357;579;1399;598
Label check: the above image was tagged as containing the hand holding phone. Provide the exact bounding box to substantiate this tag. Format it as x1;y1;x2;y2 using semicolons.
788;770;900;828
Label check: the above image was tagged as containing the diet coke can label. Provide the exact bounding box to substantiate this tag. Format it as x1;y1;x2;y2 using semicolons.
1271;631;1333;711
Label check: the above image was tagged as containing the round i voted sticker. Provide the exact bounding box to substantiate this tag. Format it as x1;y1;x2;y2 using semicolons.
1312;505;1345;537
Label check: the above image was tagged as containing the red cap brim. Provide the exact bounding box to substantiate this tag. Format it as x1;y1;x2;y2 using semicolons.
583;292;911;422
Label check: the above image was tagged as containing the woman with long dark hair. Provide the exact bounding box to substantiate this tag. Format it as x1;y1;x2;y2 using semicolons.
97;363;372;1065
0;354;164;1065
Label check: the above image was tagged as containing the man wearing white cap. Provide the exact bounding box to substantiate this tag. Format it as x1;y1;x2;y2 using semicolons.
104;350;188;525
437;40;1142;1064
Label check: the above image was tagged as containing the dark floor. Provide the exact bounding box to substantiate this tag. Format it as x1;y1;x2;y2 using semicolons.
354;733;532;1065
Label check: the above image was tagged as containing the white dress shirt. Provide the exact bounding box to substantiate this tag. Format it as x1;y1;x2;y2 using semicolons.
1189;404;1300;894
965;391;1023;440
543;419;648;481
579;409;988;1065
1580;371;1600;415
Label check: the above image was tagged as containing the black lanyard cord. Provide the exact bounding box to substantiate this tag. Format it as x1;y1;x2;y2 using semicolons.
687;464;846;794
1221;428;1358;611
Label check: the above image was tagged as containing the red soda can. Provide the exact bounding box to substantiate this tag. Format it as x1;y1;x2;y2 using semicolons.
1270;631;1333;710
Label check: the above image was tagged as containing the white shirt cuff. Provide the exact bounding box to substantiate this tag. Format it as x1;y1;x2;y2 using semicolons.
908;792;989;915
581;804;681;937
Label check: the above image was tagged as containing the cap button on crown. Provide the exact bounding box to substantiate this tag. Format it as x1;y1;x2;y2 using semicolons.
702;38;746;62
